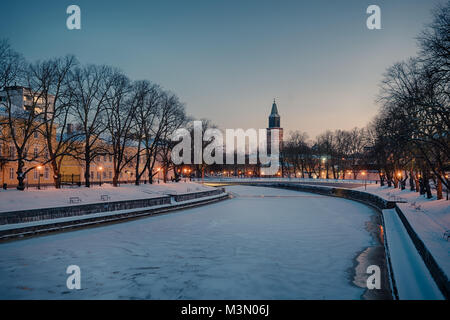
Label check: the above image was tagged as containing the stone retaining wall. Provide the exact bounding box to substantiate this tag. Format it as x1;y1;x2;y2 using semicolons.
0;193;229;241
0;188;225;225
254;182;396;210
172;188;225;202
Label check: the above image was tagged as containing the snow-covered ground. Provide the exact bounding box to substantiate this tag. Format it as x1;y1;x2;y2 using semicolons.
0;185;377;299
382;209;443;299
0;182;214;213
356;184;450;283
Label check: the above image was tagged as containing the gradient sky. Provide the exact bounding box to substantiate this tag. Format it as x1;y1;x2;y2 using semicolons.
0;0;443;138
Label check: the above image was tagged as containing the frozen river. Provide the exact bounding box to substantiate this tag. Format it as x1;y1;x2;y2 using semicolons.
0;185;379;299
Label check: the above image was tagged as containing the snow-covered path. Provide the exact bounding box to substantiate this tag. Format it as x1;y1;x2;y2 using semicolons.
0;186;377;299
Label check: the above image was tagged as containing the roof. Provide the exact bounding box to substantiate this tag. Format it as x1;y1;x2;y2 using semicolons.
270;99;279;117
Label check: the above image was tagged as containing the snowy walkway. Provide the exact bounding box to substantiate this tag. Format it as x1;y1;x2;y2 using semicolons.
357;185;450;286
0;182;214;213
382;209;443;299
0;185;377;299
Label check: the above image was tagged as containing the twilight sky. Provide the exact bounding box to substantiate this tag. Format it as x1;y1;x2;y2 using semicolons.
0;0;443;138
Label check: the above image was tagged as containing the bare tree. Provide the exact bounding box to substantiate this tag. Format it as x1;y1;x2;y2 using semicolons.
131;81;161;185
157;92;187;183
28;56;79;188
67;65;113;187
104;71;137;187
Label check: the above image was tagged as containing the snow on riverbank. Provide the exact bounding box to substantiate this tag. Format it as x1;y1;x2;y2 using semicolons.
356;185;450;283
382;209;444;299
0;182;214;213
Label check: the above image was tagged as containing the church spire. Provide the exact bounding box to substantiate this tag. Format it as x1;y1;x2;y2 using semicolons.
268;99;280;128
270;99;279;116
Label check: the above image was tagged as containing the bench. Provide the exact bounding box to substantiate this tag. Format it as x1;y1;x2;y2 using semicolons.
69;197;81;204
444;230;450;241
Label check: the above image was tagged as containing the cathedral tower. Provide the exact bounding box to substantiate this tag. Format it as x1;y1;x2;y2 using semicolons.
266;99;283;155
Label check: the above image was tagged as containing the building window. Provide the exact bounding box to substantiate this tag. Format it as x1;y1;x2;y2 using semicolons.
9;146;15;158
34;131;39;138
109;155;112;162
103;171;106;179
109;171;112;179
97;172;100;179
34;169;38;180
104;155;107;161
44;167;49;179
34;147;38;158
9;168;14;180
90;171;94;179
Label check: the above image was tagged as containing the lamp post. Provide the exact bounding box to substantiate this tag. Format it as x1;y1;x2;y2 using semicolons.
445;174;449;201
98;166;103;186
37;165;43;190
362;171;367;190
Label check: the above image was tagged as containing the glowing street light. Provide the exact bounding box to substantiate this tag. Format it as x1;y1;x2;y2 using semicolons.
361;171;367;190
98;166;103;186
36;165;43;190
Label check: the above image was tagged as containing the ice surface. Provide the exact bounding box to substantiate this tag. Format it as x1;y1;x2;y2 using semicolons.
0;185;376;299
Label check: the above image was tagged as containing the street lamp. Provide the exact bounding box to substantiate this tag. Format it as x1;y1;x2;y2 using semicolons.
445;174;449;200
98;166;103;186
362;171;367;190
36;165;43;190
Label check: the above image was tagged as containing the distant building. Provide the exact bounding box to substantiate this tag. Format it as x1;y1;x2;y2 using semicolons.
266;99;283;154
0;86;54;116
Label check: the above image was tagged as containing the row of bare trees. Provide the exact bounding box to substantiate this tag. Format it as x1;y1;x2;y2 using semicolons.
282;128;367;180
368;2;449;199
0;40;187;190
283;3;449;200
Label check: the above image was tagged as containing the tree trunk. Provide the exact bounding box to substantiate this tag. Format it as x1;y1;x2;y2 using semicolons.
113;172;119;187
409;170;415;191
424;174;432;199
436;178;443;200
85;160;91;188
16;159;25;191
51;159;61;189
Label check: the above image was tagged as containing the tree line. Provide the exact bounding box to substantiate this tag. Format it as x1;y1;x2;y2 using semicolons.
283;2;449;200
0;40;188;190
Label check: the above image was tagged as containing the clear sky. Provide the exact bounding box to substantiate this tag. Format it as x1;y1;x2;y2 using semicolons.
0;0;444;138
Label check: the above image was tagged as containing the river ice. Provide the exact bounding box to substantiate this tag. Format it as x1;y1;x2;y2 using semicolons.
0;185;376;299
